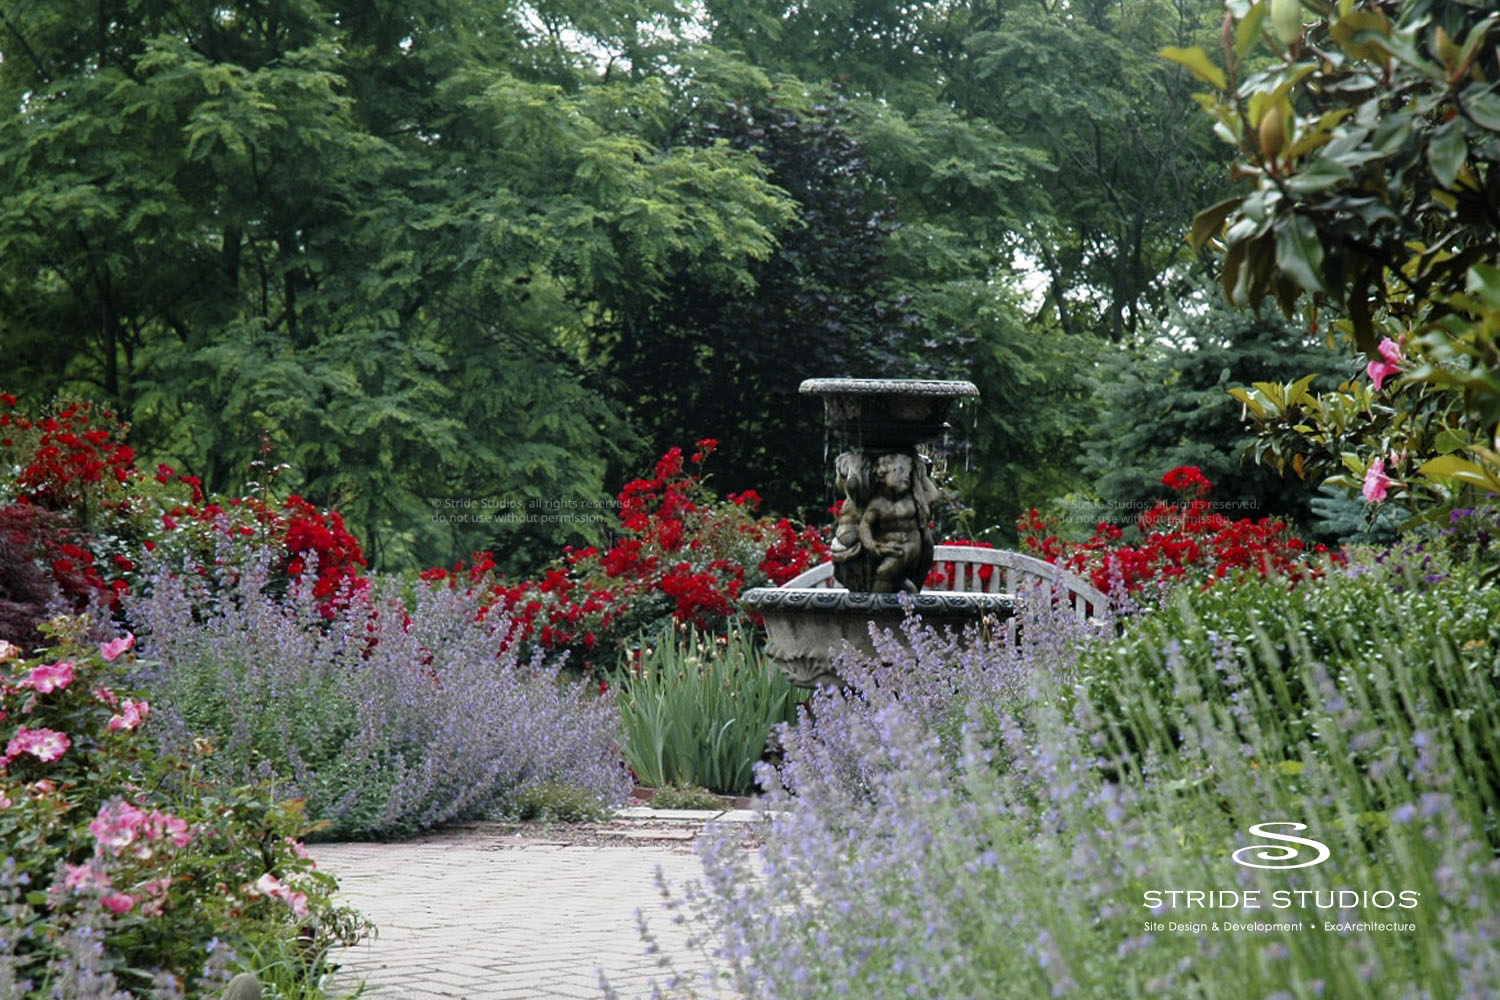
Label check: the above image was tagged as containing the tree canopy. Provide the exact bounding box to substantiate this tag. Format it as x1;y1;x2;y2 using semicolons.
1;0;796;568
2;0;1340;569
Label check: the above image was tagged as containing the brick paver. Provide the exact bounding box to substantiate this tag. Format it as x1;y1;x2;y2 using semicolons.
313;815;747;1000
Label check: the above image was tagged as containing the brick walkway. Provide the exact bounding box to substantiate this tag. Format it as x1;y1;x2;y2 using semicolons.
312;809;752;1000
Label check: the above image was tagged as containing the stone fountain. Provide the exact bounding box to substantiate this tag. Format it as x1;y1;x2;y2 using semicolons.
739;378;1016;688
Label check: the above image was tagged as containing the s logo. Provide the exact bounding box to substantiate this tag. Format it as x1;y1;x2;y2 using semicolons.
1231;822;1331;870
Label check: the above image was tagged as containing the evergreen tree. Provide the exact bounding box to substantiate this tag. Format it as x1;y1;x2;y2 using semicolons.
1080;287;1345;531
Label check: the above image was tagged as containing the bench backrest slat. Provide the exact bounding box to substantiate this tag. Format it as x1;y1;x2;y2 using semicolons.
781;546;1106;618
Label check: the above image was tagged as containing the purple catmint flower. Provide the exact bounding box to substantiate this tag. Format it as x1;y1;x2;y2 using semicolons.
124;547;629;837
616;565;1500;1000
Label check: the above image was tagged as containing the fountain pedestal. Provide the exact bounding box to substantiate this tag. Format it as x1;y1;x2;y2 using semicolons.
740;588;1015;689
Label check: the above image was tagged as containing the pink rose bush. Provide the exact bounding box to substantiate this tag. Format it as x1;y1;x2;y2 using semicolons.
0;614;368;996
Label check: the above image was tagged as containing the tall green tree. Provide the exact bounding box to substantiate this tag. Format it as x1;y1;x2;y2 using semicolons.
695;0;1236;535
703;0;1231;341
595;90;930;516
0;0;793;570
952;0;1229;342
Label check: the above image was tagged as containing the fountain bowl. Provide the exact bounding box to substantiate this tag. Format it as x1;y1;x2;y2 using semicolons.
800;378;977;450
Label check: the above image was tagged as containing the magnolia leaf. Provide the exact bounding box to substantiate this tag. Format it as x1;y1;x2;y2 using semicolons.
1285;156;1352;193
1160;46;1227;90
1286;372;1319;406
1229;386;1268;419
1246;232;1278;304
1222;238;1249;304
1371;111;1414;154
1189;197;1244;251
1435;427;1471;454
1428;121;1468;188
1236;2;1269;58
1274;213;1325;293
1273;273;1299;318
1457;14;1500;76
1251;380;1289;408
1248;89;1275;129
1358;24;1442;78
1466;263;1500;304
1418;454;1500;489
1461;90;1500;132
1330;11;1392;63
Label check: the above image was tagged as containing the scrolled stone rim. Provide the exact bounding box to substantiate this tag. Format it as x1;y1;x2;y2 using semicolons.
799;378;980;398
740;586;1015;616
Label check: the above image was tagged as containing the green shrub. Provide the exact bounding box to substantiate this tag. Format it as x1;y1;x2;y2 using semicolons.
612;623;803;796
647;784;726;811
506;782;614;823
1080;561;1500;826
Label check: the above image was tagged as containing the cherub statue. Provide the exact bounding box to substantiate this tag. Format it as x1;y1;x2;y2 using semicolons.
856;451;938;593
830;451;873;592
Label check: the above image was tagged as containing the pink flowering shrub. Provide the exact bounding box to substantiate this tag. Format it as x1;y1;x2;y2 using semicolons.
0;616;368;996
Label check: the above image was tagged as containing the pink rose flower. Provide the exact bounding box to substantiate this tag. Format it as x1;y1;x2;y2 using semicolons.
99;634;135;661
62;862;115;892
0;639;20;662
91;800;150;854
101;892;135;915
1362;457;1392;503
254;872;286;897
252;872;308;915
5;727;71;763
151;809;192;847
18;661;75;694
107;699;150;732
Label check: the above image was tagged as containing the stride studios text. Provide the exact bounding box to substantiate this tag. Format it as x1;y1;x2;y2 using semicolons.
1142;889;1420;910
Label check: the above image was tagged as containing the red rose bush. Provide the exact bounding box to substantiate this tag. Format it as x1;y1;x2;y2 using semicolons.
1018;466;1336;595
427;440;828;672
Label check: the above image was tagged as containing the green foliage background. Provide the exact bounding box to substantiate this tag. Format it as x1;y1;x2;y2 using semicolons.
0;0;1335;569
